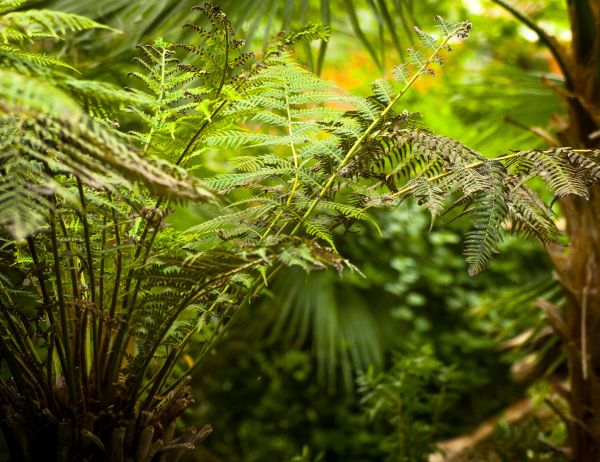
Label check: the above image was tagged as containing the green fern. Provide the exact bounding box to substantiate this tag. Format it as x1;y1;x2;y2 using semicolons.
2;6;598;461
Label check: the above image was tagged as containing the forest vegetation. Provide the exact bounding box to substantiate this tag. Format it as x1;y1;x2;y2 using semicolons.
1;0;599;461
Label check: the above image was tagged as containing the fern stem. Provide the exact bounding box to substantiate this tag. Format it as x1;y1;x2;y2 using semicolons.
259;85;302;241
26;237;50;308
25;238;63;406
387;150;594;200
107;201;122;325
0;304;41;377
163;263;285;394
57;214;87;393
76;178;99;390
49;208;76;404
290;31;457;236
99;200;123;401
126;258;264;405
97;210;107;391
138;347;178;414
0;321;37;412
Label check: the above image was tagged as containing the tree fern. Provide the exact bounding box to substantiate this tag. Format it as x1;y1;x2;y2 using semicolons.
2;5;600;461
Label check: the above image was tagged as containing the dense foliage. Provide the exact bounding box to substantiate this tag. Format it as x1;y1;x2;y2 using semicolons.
1;0;600;461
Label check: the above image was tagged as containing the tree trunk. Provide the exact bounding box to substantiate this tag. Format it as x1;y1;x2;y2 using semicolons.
550;191;600;461
534;1;600;458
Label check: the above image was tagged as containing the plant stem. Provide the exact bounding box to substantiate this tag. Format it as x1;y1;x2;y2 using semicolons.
388;149;595;200
260;84;302;241
77;178;99;391
169;27;465;388
49;208;76;404
289;32;457;235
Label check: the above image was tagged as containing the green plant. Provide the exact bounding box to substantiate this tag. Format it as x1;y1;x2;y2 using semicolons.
357;345;454;462
2;2;600;461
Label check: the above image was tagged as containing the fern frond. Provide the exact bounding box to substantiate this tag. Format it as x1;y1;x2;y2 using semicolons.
0;9;112;39
304;218;336;250
507;187;559;244
185;205;276;236
526;148;589;197
371;79;396;105
568;149;600;181
406;177;445;220
0;44;77;70
0;155;52;241
414;26;438;50
0;1;27;15
463;162;509;276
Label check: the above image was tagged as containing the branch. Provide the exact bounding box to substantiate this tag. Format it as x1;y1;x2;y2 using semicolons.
490;0;573;88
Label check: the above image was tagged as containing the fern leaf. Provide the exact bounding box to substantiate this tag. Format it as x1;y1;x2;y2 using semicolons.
414;26;438;50
507;187;559;244
464;162;509;276
391;64;411;84
1;9;112;39
371;79;395;105
0;44;77;70
567;149;600;181
304;219;336;250
528;149;588;197
407;177;445;220
185;205;276;236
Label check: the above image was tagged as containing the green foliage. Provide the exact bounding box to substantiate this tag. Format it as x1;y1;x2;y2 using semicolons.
357;346;455;462
186;200;551;460
1;1;598;460
0;0;110;70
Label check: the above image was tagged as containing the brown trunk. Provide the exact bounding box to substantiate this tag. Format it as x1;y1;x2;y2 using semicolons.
537;2;600;458
550;191;600;461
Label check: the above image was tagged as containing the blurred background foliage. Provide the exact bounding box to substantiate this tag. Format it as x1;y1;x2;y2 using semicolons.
28;0;573;460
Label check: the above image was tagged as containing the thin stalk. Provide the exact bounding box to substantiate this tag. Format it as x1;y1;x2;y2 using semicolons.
26;237;50;307
99;201;122;378
0;305;39;369
5;338;46;400
27;234;69;401
49;209;76;404
290;32;458;236
126;259;263;405
0;329;36;411
106;31;236;399
138;347;178;413
96;210;107;392
46;312;69;408
46;335;60;414
0;306;48;405
388;149;595;200
99;208;125;404
57;216;80;303
57;215;86;391
77;178;99;391
259;85;302;241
